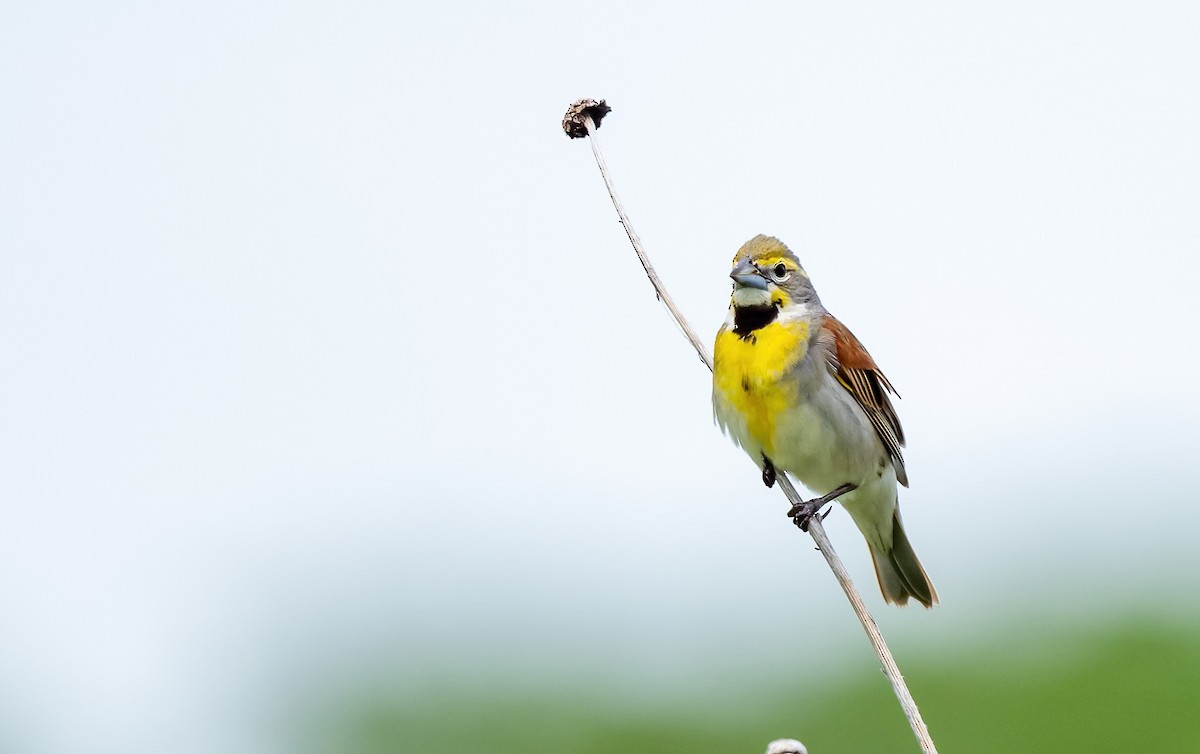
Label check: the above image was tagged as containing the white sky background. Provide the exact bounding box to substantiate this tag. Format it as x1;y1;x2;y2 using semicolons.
2;2;1199;752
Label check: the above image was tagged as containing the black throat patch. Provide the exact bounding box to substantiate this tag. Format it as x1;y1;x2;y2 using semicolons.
733;304;779;338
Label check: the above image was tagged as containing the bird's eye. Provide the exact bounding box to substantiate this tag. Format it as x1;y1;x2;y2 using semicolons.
773;263;788;278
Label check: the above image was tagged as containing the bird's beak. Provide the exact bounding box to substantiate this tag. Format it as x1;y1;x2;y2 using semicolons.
730;258;769;290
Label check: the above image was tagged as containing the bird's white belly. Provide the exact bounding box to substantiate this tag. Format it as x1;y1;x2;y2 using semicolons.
769;378;886;494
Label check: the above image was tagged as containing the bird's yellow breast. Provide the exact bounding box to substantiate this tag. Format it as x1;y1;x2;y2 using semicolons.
713;319;810;457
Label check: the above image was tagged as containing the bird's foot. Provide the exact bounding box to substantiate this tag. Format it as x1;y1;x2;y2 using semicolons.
787;483;857;531
787;499;830;532
761;455;776;488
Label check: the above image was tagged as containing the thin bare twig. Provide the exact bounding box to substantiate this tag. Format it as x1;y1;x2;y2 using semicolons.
563;99;937;753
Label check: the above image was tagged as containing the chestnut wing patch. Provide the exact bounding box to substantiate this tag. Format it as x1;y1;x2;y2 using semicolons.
820;315;908;487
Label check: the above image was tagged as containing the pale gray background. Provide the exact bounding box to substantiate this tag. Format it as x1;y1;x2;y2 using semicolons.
2;2;1198;752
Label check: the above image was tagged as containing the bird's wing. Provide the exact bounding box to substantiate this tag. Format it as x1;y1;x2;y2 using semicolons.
819;314;908;487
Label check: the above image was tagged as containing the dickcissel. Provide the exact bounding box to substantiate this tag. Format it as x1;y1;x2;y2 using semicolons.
712;235;937;607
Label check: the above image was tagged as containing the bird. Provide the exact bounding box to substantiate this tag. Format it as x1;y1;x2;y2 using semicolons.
712;234;937;607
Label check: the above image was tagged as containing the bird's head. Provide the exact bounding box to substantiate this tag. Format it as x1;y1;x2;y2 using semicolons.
728;235;820;312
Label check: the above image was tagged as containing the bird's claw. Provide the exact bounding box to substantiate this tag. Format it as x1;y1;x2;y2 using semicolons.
761;455;776;488
786;499;831;531
786;483;857;531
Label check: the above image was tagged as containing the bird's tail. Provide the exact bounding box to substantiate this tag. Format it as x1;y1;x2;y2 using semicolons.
869;510;938;608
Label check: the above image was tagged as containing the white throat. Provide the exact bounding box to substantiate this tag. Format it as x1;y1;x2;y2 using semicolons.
731;287;771;308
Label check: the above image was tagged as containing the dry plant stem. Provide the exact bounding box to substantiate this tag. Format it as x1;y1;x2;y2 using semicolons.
776;477;936;752
568;102;937;754
581;115;713;371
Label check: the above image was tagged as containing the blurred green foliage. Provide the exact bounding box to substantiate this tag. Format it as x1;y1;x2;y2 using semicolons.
302;620;1200;753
